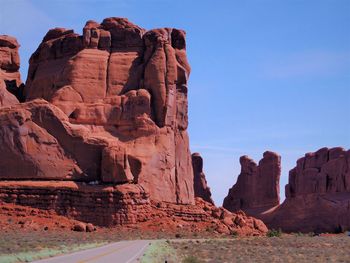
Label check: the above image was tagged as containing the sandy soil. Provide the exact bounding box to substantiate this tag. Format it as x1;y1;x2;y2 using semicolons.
170;235;350;263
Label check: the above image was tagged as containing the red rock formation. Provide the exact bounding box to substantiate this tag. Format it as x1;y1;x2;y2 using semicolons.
0;18;268;235
223;151;281;214
0;181;267;235
223;147;350;233
192;153;214;204
24;18;190;130
0;18;193;205
0;35;22;106
266;147;350;233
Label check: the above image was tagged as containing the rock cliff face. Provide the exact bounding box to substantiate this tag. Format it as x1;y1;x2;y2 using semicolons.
0;18;268;235
1;18;193;205
0;181;267;235
223;151;281;213
267;147;350;233
192;153;214;204
285;147;350;198
0;35;23;106
223;147;350;233
24;18;190;130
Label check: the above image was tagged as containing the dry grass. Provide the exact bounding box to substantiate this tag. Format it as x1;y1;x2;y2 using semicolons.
170;234;350;263
2;229;350;263
0;227;213;262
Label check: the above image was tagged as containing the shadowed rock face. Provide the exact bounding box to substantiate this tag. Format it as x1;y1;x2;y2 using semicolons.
0;17;194;205
192;153;214;204
223;151;281;213
0;35;23;106
267;147;350;233
223;147;350;233
285;147;350;197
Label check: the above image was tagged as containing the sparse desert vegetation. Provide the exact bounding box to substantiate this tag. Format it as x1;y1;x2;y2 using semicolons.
168;234;350;263
1;226;350;263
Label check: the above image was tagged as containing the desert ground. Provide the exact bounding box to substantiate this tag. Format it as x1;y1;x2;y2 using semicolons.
1;202;350;262
1;222;350;263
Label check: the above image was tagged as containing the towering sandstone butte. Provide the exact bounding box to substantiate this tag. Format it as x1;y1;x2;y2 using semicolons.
1;17;193;204
192;153;214;204
223;151;281;213
0;18;268;235
267;147;350;233
0;35;23;106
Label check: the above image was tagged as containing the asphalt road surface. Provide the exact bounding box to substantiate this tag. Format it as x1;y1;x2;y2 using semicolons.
33;240;150;263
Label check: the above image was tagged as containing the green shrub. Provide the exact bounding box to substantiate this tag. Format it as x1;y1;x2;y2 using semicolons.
295;231;304;237
182;255;203;263
267;228;282;237
231;230;238;237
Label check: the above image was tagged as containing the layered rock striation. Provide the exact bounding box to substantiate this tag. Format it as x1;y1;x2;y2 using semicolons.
223;151;281;213
0;181;267;235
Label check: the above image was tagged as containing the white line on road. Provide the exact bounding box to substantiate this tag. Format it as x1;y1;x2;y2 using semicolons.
124;242;150;263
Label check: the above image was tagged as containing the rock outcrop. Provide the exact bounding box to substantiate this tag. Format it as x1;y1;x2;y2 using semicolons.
0;181;267;235
0;35;23;106
1;18;193;205
223;151;281;214
24;18;190;130
0;18;268;235
192;153;214;204
267;147;350;233
285;147;350;197
223;147;350;233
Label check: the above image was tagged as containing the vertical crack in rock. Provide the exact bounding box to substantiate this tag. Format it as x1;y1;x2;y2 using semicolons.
105;50;112;96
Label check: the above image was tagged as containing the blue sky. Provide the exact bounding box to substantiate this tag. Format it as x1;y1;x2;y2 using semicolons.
1;0;349;205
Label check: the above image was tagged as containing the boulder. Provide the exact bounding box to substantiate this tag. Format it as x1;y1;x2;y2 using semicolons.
86;223;96;232
72;222;86;232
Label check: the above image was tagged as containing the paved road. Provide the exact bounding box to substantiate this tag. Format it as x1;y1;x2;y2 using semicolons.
33;240;150;263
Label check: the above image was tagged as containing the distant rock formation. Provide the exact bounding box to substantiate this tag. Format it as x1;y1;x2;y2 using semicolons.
0;35;23;106
285;147;349;197
192;153;214;204
267;147;350;233
223;151;281;213
223;147;350;233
